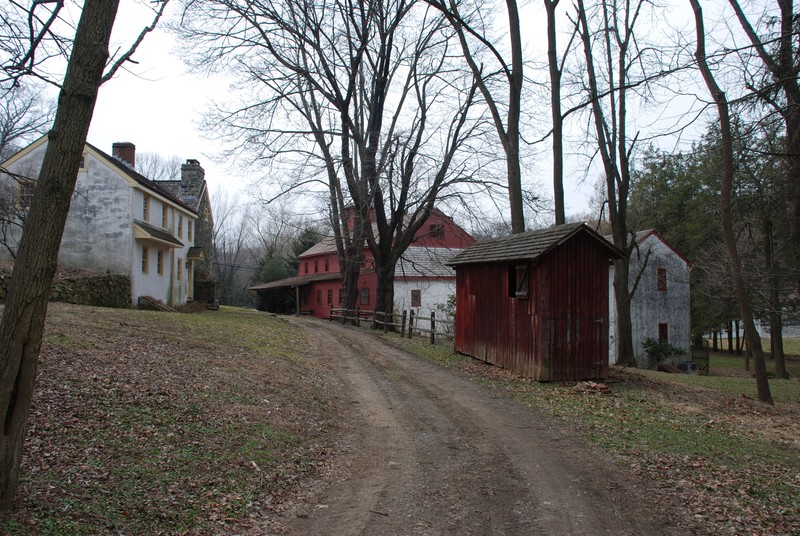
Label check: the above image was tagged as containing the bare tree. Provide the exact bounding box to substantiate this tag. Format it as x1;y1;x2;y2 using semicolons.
726;0;800;285
424;0;525;232
0;85;54;160
690;0;772;404
177;0;489;320
0;0;168;510
136;152;183;181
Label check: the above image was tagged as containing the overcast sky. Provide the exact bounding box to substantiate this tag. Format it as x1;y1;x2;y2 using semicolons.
83;0;722;224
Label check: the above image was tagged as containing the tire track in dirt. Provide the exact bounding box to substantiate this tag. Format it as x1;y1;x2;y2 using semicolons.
284;318;695;535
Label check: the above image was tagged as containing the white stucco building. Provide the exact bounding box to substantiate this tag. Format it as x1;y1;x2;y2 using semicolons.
394;246;462;335
608;230;692;367
0;137;206;307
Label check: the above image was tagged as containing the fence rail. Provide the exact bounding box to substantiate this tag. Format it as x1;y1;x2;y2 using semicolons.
328;307;453;344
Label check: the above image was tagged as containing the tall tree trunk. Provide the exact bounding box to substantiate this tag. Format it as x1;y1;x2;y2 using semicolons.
0;0;121;511
505;0;524;233
374;261;396;329
545;0;565;225
690;0;772;404
763;214;789;377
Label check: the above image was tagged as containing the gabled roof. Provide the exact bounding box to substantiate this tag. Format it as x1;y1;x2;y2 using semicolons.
605;229;692;267
447;222;623;266
85;142;197;215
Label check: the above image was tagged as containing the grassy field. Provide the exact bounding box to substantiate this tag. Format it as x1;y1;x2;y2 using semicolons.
3;305;340;535
382;332;800;536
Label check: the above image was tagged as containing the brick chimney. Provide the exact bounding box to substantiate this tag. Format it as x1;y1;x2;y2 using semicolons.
112;142;136;169
180;159;205;198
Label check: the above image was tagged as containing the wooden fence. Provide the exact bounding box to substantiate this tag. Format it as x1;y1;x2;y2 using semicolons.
329;307;454;345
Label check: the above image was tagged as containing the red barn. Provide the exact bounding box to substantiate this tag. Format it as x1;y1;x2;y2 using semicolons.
447;223;623;381
250;208;474;317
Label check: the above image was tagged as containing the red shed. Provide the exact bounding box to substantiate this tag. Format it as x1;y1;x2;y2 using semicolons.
447;223;623;381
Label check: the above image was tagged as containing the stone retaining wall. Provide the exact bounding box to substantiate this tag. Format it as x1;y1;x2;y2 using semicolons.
0;273;131;308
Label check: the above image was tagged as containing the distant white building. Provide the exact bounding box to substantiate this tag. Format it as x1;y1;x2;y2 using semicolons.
608;231;692;367
394;246;461;334
0;137;209;307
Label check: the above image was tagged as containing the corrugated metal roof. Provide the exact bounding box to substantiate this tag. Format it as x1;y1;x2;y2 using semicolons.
249;272;342;291
396;247;461;278
448;222;622;265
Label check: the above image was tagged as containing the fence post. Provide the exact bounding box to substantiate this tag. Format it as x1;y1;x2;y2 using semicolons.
401;311;407;338
408;310;415;338
430;311;435;345
383;310;388;333
356;306;361;327
329;306;333;322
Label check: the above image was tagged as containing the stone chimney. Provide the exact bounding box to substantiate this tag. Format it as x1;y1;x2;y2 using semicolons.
180;159;205;198
112;142;136;169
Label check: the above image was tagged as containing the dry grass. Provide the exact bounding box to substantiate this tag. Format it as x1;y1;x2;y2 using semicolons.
3;304;342;535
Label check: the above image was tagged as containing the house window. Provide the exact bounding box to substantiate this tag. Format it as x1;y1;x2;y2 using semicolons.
659;323;669;342
657;267;667;292
188;220;193;243
411;289;421;308
141;246;149;274
314;260;319;273
17;180;35;210
325;258;329;272
360;287;370;305
508;264;529;298
178;215;183;239
161;202;168;228
316;290;322;305
177;258;183;281
79;153;87;171
304;261;309;274
157;250;164;276
327;289;333;304
429;223;444;239
143;195;150;222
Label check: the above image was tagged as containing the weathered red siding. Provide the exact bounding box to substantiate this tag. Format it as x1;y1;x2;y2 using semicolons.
454;233;611;381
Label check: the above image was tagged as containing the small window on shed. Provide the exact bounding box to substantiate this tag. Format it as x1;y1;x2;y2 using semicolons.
429;223;444;239
325;257;330;272
657;267;667;292
316;290;322;305
314;260;319;273
508;264;529;298
411;289;421;308
327;289;333;305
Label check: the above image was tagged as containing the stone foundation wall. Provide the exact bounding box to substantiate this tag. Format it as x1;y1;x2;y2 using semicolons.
0;273;131;308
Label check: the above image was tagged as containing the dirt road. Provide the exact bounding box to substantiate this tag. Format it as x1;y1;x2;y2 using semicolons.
282;317;692;535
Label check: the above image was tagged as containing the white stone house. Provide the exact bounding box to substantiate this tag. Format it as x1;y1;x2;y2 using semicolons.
394;246;462;335
0;137;205;307
608;230;692;367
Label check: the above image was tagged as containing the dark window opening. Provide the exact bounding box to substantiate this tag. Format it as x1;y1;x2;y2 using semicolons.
327;289;333;304
429;223;444;239
325;258;330;272
316;290;322;305
304;261;308;274
314;260;319;273
658;323;669;342
411;289;421;308
508;264;529;298
657;267;667;291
